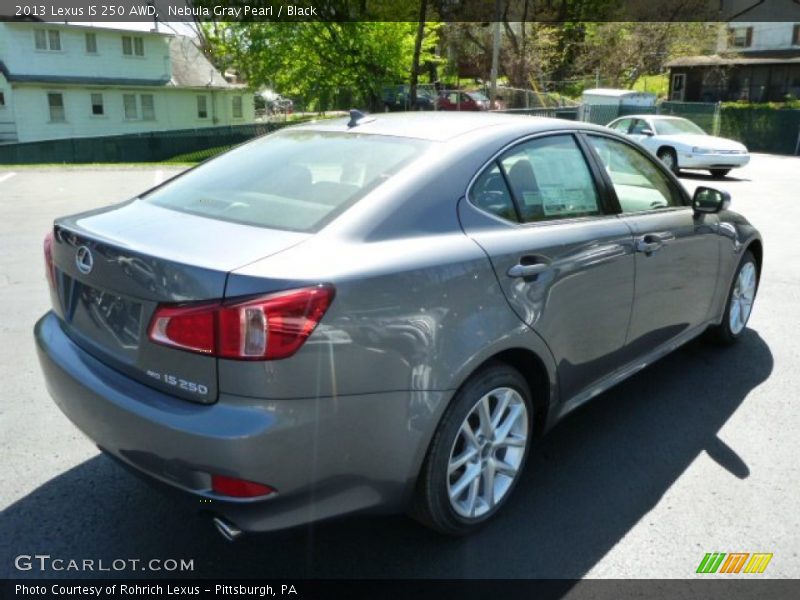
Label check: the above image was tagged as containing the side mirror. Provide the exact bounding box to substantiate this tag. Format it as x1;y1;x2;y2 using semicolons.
640;128;655;136
692;186;731;214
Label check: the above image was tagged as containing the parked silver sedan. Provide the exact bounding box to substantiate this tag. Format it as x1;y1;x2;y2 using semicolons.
36;112;762;538
607;114;750;178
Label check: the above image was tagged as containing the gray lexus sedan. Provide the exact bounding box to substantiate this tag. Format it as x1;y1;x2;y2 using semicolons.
35;112;762;538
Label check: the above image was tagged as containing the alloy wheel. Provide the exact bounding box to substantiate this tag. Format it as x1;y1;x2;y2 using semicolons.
446;387;529;519
729;261;757;335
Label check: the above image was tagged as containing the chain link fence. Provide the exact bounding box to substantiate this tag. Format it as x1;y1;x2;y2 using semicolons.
1;98;798;164
0;122;293;165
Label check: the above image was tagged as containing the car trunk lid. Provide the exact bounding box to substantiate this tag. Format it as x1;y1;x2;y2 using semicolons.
50;200;309;403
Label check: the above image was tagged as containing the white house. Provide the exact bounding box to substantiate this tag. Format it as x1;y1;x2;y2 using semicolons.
0;21;254;144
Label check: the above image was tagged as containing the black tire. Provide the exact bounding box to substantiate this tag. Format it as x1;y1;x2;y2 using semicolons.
710;169;731;179
657;147;679;174
411;362;533;536
708;250;758;345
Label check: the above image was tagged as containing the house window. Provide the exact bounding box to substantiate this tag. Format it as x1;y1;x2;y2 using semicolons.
85;33;97;54
197;96;208;119
0;91;5;108
123;94;138;119
48;93;65;122
48;30;61;51
123;36;144;56
232;96;243;118
141;94;155;120
793;24;800;46
90;93;104;116
729;26;753;48
35;29;61;51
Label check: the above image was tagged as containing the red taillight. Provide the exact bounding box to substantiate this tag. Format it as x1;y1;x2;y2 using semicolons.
147;285;335;360
149;302;217;355
211;474;275;498
43;230;56;290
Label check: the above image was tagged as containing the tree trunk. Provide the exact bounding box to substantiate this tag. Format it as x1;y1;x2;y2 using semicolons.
409;0;428;109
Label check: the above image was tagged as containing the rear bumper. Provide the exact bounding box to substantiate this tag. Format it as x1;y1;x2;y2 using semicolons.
35;312;448;533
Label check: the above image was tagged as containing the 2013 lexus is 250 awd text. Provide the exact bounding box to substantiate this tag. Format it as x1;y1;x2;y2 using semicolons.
35;113;762;538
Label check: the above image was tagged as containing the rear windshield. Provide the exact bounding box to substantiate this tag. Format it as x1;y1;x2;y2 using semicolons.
143;130;431;232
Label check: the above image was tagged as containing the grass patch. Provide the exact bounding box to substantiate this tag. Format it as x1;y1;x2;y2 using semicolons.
631;74;668;99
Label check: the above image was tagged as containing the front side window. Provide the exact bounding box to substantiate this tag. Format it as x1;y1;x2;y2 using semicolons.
232;96;243;119
122;36;132;56
85;33;97;54
499;135;601;222
610;118;632;134
0;91;5;108
48;93;65;122
630;119;651;135
90;93;104;116
141;94;155;120
197;96;208;118
793;24;800;45
143;131;430;232
134;37;144;56
587;136;683;213
123;94;138;119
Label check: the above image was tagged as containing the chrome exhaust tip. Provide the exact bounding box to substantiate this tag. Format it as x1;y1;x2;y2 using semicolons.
212;516;244;542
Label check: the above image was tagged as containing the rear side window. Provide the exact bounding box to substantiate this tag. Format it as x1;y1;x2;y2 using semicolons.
144;131;430;232
470;134;601;223
469;164;519;222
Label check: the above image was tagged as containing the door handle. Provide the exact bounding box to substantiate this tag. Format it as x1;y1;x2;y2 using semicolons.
508;262;550;278
635;232;673;254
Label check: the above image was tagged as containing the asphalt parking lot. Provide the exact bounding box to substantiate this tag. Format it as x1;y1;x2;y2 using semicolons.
1;155;798;580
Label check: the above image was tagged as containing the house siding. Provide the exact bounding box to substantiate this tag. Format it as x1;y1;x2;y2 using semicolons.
716;22;800;53
0;23;253;144
10;85;254;143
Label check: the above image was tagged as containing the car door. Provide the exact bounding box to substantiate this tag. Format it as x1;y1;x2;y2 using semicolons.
583;133;721;357
460;133;635;401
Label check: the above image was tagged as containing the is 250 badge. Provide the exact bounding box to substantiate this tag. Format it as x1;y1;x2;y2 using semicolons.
146;370;209;396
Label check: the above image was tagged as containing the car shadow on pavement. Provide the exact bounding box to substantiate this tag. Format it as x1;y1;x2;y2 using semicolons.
678;171;750;183
1;330;772;581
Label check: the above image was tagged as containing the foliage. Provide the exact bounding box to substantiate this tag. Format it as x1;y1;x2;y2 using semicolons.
721;99;800;110
575;22;717;88
202;22;442;111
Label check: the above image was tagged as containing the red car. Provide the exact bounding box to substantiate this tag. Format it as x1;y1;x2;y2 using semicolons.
436;90;490;111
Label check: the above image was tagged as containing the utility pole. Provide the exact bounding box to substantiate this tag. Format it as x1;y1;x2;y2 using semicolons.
489;0;501;109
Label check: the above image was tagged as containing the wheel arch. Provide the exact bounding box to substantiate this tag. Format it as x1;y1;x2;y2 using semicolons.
657;145;677;158
406;345;554;509
746;238;763;278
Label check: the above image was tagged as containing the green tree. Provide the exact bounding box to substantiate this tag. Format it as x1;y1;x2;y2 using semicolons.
203;22;440;111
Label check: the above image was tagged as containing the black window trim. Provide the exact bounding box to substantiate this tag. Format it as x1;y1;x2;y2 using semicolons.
465;130;620;229
577;130;692;216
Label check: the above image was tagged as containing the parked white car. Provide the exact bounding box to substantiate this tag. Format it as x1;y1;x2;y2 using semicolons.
606;115;750;178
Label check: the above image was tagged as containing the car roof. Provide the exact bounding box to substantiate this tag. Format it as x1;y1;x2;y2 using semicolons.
289;111;607;143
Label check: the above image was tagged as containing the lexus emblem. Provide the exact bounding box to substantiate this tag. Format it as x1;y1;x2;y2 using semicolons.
75;246;94;275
